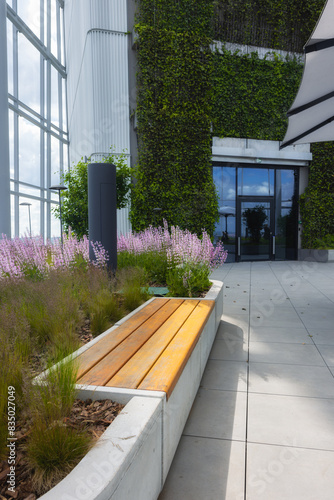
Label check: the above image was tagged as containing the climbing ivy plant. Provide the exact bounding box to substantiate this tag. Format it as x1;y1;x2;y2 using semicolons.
212;47;303;140
213;0;325;52
300;143;334;248
130;0;332;245
130;0;219;236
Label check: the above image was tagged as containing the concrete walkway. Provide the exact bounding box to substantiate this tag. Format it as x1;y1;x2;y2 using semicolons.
159;261;334;500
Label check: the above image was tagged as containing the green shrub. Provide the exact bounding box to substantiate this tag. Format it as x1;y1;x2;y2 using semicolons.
117;250;168;284
313;234;334;249
300;142;334;248
130;0;218;236
166;263;211;298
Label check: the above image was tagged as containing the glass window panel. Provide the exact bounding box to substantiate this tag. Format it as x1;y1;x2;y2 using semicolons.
19;184;41;197
43;133;49;189
19;198;32;236
50;135;60;185
10;194;15;237
213;166;236;251
19;198;40;237
222;166;236;202
238;168;274;196
60;7;65;65
7;20;14;95
275;169;298;260
19;117;41;185
17;0;41;39
62;77;67;131
51;65;59;127
44;0;48;44
51;0;58;57
8;110;15;178
43;59;48;113
280;170;295;202
62;143;69;172
18;33;40;113
50;205;61;239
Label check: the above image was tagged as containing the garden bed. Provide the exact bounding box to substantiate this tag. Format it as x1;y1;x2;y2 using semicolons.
0;399;124;499
0;224;227;499
35;279;224;500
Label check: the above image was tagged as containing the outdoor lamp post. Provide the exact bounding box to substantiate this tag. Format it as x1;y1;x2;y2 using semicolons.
20;202;32;236
49;184;67;245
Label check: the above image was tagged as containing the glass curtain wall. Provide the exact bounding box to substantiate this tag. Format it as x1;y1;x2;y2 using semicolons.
213;164;299;261
213;165;236;262
6;0;68;238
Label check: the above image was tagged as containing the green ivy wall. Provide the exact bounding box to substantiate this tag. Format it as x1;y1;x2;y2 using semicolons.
212;48;303;141
131;0;333;247
130;0;219;236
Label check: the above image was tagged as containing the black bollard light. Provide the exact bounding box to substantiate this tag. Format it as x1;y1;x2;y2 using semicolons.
88;163;117;270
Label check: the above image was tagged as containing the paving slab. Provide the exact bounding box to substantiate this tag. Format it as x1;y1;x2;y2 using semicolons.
308;329;334;345
246;443;334;500
159;261;334;500
248;393;334;451
216;318;248;343
249;326;312;344
183;388;247;441
316;344;334;366
200;359;248;392
210;338;248;362
158;437;245;500
249;362;334;398
248;341;325;366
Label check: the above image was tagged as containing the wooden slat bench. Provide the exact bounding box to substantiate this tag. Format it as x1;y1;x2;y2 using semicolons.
76;297;215;399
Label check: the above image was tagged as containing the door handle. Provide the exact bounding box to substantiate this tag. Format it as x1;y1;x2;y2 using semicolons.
272;235;275;255
238;236;241;256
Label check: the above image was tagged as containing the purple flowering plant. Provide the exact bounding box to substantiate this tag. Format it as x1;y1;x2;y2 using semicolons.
0;231;108;280
118;221;228;297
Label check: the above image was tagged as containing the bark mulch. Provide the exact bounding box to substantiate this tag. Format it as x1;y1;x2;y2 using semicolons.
0;398;124;500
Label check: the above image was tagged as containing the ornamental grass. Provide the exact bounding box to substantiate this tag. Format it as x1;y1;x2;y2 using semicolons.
0;233;151;492
0;223;227;491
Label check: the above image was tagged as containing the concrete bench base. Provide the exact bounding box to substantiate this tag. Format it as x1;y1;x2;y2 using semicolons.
38;280;223;500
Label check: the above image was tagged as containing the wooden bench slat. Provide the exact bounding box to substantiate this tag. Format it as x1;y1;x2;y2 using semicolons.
106;299;200;389
78;299;184;387
138;300;215;399
76;298;169;380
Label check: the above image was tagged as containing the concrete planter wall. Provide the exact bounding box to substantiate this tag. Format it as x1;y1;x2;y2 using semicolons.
298;249;329;262
38;280;224;500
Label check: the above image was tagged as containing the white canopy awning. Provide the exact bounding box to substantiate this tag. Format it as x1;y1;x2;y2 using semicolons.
281;0;334;148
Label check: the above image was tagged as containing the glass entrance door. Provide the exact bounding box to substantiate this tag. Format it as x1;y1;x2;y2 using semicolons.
237;197;274;261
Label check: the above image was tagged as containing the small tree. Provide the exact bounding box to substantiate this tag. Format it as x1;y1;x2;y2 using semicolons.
53;149;131;238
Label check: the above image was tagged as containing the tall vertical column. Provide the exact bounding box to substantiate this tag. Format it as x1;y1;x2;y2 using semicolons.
88;163;117;270
0;0;11;237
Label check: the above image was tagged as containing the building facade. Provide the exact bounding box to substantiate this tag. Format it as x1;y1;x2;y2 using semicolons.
0;0;315;261
1;0;68;238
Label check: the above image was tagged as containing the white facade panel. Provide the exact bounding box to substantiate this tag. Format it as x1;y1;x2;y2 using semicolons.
64;0;131;235
90;31;130;155
90;0;127;31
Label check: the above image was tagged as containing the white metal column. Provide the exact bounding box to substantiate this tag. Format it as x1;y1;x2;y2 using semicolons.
0;0;11;237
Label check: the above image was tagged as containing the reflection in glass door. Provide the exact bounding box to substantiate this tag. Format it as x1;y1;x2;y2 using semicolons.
238;198;274;261
212;165;299;262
